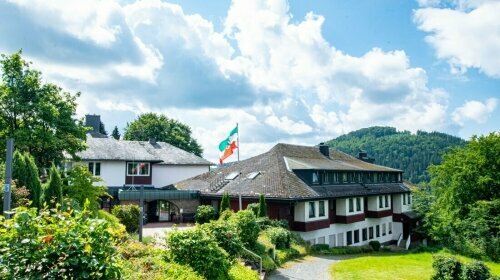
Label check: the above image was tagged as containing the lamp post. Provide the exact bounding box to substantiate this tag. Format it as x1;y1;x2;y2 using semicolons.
3;138;14;219
139;184;144;242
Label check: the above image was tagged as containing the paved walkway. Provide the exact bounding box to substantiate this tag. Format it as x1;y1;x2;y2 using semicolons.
142;222;194;239
267;255;343;280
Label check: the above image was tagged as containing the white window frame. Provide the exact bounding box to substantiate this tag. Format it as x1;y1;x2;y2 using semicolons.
127;162;150;176
88;161;101;176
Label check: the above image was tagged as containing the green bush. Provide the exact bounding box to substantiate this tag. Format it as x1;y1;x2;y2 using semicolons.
256;216;289;230
369;240;381;252
112;204;140;233
200;220;243;259
246;203;259;216
310;244;330;254
96;209;127;240
166;228;231;279
228;262;260;280
461;261;490;280
219;209;234;221
220;192;230;212
164;263;204;280
194;205;216;224
275;247;300;265
0;204;122;279
258;194;267;217
265;227;291;249
229;209;260;247
431;255;462;280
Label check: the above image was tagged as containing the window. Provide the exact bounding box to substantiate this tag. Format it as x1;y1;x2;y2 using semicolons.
319;201;325;217
408;193;412;204
403;193;407;205
376;225;380;237
398;173;401;182
369;227;374;239
88;162;101;176
362;228;368;241
308;202;316;218
348;198;354;213
356;197;361;212
127;162;150;176
342;173;348;183
379;195;383;208
333;173;339;183
354;229;360;243
388;222;392;234
312;172;319;184
347;231;352;245
329;199;336;210
322;172;329;184
382;223;386;236
385;195;389;208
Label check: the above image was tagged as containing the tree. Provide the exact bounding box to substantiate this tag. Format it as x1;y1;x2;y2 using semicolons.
111;126;120;140
258;194;267;217
43;165;63;208
23;153;42;208
220;192;230;212
99;121;108;135
123;113;203;156
420;133;499;260
66;165;108;212
0;51;87;167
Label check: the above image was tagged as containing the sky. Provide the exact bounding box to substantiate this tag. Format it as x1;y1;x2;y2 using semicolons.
0;0;499;163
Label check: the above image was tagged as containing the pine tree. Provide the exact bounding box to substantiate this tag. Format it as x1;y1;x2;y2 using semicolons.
111;126;121;140
99;121;108;135
12;151;28;189
257;194;267;217
24;153;42;208
220;192;230;212
43;165;63;208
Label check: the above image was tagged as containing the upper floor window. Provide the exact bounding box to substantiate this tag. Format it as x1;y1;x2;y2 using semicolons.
88;162;101;176
385;195;389;207
312;172;319;184
356;197;362;212
322;172;329;184
342;172;348;183
308;201;316;218
379;195;383;208
348;198;354;213
398;173;402;182
403;193;407;205
319;201;325;217
127;162;150;176
408;193;412;204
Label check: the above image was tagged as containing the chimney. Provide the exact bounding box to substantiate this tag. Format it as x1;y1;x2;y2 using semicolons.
358;150;375;163
85;114;101;133
319;143;330;157
149;137;157;145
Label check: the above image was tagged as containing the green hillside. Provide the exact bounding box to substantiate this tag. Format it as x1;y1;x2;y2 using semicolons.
325;126;466;183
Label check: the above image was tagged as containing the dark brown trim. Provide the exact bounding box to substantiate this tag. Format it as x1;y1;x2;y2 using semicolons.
393;212;419;223
335;213;365;224
292;219;330;232
366;209;393;218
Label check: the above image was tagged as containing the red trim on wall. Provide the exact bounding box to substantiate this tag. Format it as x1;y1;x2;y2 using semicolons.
292;219;330;232
366;209;393;218
335;213;365;224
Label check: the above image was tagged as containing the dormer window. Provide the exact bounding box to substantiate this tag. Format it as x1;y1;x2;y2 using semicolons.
312;172;319;184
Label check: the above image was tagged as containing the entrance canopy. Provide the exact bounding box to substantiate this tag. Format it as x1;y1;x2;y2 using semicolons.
118;189;200;201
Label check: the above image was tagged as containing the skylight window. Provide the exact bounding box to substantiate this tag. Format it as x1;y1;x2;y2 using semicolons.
246;171;260;180
225;172;240;180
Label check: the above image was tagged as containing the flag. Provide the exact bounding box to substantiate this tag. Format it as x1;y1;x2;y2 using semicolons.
219;125;238;164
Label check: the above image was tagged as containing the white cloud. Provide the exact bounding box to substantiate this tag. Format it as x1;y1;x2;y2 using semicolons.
265;115;313;135
452;98;498;125
414;1;500;77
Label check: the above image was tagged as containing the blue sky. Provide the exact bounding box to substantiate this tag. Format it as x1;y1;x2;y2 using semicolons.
0;0;498;162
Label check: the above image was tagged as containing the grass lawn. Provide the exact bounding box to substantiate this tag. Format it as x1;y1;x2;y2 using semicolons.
330;250;500;280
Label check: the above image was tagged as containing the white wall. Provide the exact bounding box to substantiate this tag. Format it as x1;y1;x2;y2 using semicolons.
337;197;364;215
294;202;306;222
152;165;209;188
393;193;412;213
76;161;125;187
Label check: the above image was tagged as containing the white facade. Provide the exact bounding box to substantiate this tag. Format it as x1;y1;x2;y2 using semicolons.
392;193;412;213
152;165;209;188
294;200;329;222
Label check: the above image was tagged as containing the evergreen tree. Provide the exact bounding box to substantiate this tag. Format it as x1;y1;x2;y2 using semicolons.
220;192;230;212
99;121;108;135
24;153;42;208
257;194;267;217
12;151;28;189
43;165;63;208
111;126;120;140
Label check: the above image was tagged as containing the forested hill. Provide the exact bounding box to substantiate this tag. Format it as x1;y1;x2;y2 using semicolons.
325;127;466;183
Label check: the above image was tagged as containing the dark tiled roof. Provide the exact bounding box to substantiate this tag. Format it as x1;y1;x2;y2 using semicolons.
74;134;212;165
175;143;409;199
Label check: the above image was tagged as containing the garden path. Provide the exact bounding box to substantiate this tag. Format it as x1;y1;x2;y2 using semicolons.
267;255;343;280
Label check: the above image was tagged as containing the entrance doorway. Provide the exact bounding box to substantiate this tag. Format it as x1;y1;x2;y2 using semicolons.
146;200;180;222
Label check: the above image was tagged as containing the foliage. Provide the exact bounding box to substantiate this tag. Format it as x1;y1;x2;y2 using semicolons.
220;192;230;212
229;209;260;247
0;203;122;279
200;220;243;259
258;194;267;217
99;121;108;135
275;247;301;265
422;133;500;260
327;246;374;255
111;126;121;140
462;261;491;280
246;202;259;216
96;210;127;241
11;151;42;208
256;216;289;230
228;262;260;280
431;255;463;280
43;165;63;208
219;209;234;221
325;126;466;183
164;262;204;280
66;165;108;212
369;240;381;252
112;204;140;233
0;51;87;167
194;204;216;224
0;181;31;214
265;226;291;249
251;241;277;272
165;227;231;279
123;113;203;156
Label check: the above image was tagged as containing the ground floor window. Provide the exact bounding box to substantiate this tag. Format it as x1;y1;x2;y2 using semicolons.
376;225;380;237
329;234;336;247
369;227;374;239
362;228;368;241
318;236;325;244
389;222;393;234
347;231;353;245
354;229;360;243
382;223;387;236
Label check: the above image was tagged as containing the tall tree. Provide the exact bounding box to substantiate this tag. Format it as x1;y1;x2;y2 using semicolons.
257;194;267;217
220;192;230;213
99;121;108;135
123;113;203;156
24;153;42;208
0;51;87;167
111;126;120;140
43;165;63;208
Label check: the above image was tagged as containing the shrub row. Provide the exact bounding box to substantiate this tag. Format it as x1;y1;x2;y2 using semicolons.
431;255;492;280
310;244;375;255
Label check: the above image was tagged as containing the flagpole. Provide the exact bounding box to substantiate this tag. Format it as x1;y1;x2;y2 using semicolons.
236;122;240;162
